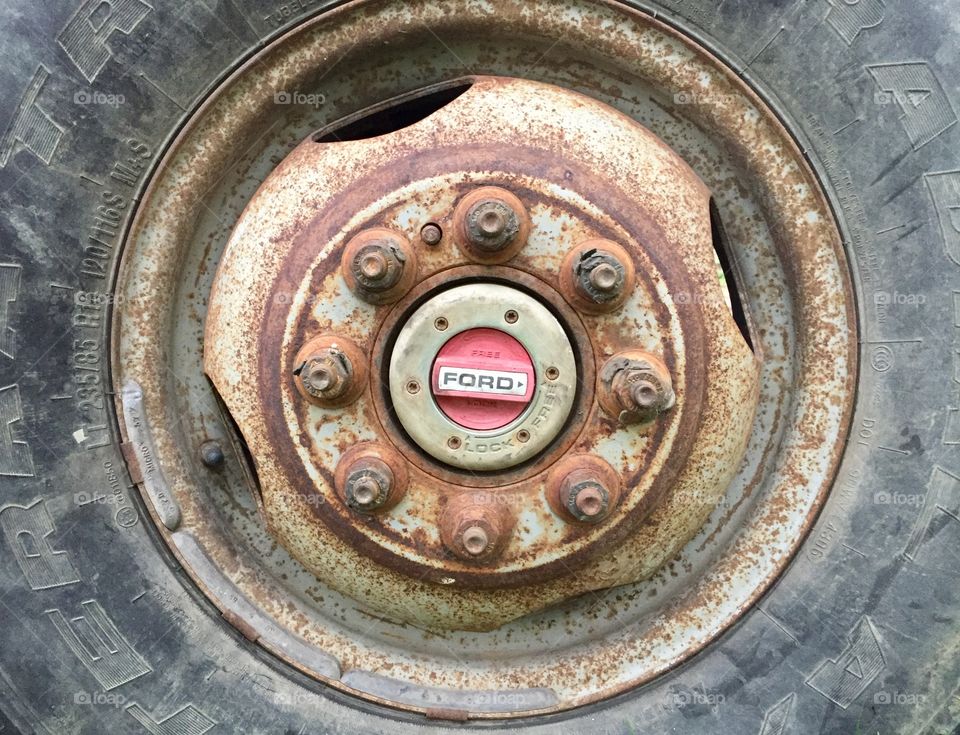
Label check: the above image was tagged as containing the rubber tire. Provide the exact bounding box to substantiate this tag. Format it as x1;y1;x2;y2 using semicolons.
0;1;958;733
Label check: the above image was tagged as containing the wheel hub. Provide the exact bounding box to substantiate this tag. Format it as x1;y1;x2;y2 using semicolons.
202;76;760;626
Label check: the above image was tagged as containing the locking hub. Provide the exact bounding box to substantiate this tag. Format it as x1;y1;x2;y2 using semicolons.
389;283;576;470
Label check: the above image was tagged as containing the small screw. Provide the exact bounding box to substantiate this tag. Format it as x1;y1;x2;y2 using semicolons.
420;223;443;246
200;440;225;469
504;310;519;324
434;317;449;331
545;366;560;380
516;429;530;443
447;436;462;450
406;380;421;394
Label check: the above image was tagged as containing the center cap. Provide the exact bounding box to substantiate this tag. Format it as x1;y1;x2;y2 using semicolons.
389;283;578;471
431;328;535;430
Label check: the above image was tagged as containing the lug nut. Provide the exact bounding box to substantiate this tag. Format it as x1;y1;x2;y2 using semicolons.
547;456;622;525
558;470;615;523
342;228;417;304
335;444;407;514
292;334;368;407
440;494;513;563
296;350;351;400
454;186;531;263
344;458;394;513
598;351;675;425
560;239;635;314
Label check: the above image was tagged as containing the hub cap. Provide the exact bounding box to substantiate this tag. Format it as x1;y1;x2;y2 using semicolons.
390;284;576;469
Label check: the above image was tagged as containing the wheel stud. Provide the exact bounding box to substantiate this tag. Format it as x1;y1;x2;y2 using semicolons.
297;350;351;401
420;222;443;246
440;494;513;563
598;351;675;425
560;472;615;523
343;458;394;513
454;186;530;263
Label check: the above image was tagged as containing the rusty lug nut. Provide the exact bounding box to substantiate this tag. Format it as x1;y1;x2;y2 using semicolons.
292;334;368;407
598;351;676;425
454;186;531;263
352;242;404;290
335;444;408;514
547;456;622;525
296;350;352;401
342;228;417;304
440;494;513;563
560;239;635;314
575;249;627;303
343;458;394;513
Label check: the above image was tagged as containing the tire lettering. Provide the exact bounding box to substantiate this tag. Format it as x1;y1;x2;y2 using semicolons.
0;66;64;168
0;499;81;590
57;0;153;83
46;599;152;690
867;62;958;149
806;616;884;708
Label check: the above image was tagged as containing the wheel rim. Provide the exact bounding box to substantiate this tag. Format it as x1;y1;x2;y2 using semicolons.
111;0;856;718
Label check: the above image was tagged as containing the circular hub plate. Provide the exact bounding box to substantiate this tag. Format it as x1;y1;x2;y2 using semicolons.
390;284;576;470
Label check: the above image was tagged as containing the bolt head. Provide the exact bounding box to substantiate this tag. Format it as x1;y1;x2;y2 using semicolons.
200;441;225;469
420;223;443;245
464;199;520;252
576;250;626;304
299;352;351;399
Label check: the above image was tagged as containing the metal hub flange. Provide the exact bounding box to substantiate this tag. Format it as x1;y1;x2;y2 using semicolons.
202;76;760;628
390;284;576;470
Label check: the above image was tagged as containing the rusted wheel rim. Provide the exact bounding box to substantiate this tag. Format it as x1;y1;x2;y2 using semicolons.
111;0;856;719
